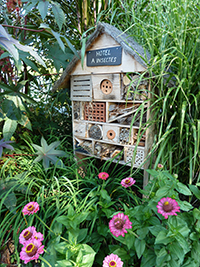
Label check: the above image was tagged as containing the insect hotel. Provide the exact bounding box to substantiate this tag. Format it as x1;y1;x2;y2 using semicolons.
53;22;153;186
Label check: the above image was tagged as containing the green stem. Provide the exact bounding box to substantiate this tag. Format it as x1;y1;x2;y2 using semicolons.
130;231;140;239
34;214;69;243
35;214;55;234
39;255;52;267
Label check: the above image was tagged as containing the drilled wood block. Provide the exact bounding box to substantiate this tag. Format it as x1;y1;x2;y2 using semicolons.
103;125;119;143
92;74;121;100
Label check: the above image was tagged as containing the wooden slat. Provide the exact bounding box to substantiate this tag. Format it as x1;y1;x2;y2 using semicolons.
71;75;92;101
72;91;91;96
71;97;92;101
73;81;91;86
73;87;91;91
73;75;91;80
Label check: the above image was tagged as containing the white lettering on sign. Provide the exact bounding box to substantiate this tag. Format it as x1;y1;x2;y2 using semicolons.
87;46;122;66
96;49;111;57
95;57;117;64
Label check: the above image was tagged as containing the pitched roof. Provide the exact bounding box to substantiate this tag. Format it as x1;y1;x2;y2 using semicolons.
53;22;151;91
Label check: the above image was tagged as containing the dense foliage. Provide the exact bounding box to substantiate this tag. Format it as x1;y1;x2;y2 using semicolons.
0;0;200;266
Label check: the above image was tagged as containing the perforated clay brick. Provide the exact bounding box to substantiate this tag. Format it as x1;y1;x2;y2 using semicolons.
84;102;106;122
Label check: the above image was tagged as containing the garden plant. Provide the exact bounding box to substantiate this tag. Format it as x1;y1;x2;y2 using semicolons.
0;0;200;266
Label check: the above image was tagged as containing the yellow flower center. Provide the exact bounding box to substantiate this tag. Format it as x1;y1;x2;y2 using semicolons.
164;201;169;205
27;204;34;211
25;243;37;257
125;179;131;184
23;230;33;240
109;260;117;267
102;174;106;177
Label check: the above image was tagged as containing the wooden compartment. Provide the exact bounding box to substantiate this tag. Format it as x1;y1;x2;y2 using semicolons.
107;102;141;125
122;73;149;101
88;124;103;140
92;74;121;100
75;138;93;155
103;125;119;143
74;122;87;138
71;75;92;101
124;146;145;168
84;102;106;122
119;127;133;145
94;141;124;160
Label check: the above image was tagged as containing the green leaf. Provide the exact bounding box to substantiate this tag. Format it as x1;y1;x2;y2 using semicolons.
68;204;75;217
193;208;200;220
52;222;62;236
97;224;108;237
42;240;57;267
76;244;96;267
168;258;180;267
188;184;200;199
56;215;69;227
174;233;190;254
54;242;68;254
149;216;161;226
178;200;193;211
112;247;130;261
176;182;191;196
32;137;67;170
149;225;166;237
135;238;146;259
137;227;149;239
156;185;171;198
0;39;19;61
155;230;171;245
21;56;39;72
3;119;17;141
57;260;73;267
156;247;170;266
77;228;88;243
125;232;135;250
51;30;65;52
146;169;159;178
168;241;185;263
51;2;65;31
100;189;111;202
2;191;17;213
73;211;90;225
37;0;49;20
11;37;46;67
2;99;20;121
102;208;114;218
141;249;156;267
18;114;32;130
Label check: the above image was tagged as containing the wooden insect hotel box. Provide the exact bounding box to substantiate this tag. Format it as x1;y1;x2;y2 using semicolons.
53;22;154;186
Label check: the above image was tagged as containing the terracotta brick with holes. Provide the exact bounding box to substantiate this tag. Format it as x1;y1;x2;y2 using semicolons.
84;102;106;122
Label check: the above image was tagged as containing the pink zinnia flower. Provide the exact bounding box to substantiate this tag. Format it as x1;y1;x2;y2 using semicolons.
22;202;39;215
19;226;44;245
98;172;109;180
157;163;164;169
157;197;180;219
103;253;123;267
109;213;132;237
121;177;135;188
20;239;44;264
